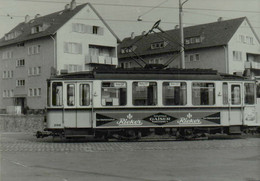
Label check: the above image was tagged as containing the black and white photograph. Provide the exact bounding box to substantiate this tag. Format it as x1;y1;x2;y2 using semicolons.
0;0;259;180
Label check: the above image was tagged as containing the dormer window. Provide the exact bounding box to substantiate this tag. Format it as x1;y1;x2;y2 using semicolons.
121;45;137;54
4;31;22;41
151;41;167;50
31;25;43;34
31;23;50;34
185;36;202;45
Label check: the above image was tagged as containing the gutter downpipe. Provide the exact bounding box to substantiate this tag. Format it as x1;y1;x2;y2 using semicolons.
50;34;57;74
223;45;229;74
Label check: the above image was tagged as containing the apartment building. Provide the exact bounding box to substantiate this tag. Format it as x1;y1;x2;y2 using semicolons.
0;1;120;113
118;17;260;78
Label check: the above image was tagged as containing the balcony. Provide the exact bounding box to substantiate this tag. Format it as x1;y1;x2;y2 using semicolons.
245;62;260;69
85;55;117;65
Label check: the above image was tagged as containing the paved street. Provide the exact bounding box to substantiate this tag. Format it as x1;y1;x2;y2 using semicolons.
0;133;259;181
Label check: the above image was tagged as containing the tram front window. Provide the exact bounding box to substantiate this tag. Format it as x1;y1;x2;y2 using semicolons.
192;82;215;105
132;82;157;106
244;83;255;104
52;82;63;106
163;82;187;105
101;82;127;106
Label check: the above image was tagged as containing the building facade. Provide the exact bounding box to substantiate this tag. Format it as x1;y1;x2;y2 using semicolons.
118;17;260;77
0;1;120;113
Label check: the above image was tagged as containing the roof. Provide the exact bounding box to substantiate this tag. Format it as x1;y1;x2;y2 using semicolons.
0;3;120;47
118;17;250;59
52;67;224;81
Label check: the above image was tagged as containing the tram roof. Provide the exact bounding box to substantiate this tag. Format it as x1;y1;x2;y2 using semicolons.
50;68;249;81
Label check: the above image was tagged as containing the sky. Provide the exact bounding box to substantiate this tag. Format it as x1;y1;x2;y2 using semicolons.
0;0;260;40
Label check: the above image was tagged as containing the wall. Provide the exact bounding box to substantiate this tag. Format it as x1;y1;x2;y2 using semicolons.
228;19;260;74
56;4;118;73
0;37;55;110
0;115;45;132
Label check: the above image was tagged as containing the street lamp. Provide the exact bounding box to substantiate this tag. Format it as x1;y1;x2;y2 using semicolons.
179;0;188;69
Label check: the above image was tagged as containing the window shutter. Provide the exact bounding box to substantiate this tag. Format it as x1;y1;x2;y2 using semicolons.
86;25;92;34
98;27;104;35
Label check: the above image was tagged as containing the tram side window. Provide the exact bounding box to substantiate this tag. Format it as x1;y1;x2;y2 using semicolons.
132;82;157;106
244;83;255;104
192;82;215;105
163;82;187;105
231;85;241;105
101;82;127;106
257;84;260;98
79;84;90;106
67;84;75;106
52;82;63;106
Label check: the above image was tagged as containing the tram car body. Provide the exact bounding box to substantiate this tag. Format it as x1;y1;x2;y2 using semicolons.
41;68;260;139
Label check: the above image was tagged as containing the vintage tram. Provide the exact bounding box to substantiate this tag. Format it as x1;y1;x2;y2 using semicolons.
37;68;260;139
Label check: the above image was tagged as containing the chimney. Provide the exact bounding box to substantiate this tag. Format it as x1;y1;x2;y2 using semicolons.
64;4;70;10
34;14;40;19
142;31;146;36
70;0;76;10
218;17;223;22
131;32;135;39
25;15;30;23
175;25;179;29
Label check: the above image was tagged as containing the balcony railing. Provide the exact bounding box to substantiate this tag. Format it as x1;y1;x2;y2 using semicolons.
85;55;117;65
244;61;260;69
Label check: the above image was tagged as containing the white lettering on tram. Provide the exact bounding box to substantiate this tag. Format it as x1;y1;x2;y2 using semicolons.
117;114;143;126
177;113;202;125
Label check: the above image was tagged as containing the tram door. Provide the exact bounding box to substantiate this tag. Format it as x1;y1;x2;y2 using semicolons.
243;82;258;126
63;82;92;128
228;83;243;125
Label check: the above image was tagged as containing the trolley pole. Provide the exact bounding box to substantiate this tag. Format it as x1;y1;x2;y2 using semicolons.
179;0;188;69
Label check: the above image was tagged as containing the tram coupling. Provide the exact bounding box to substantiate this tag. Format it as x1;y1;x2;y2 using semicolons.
35;131;53;138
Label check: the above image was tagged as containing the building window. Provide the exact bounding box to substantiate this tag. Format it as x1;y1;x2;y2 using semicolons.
28;45;40;55
233;51;242;61
31;25;43;34
3;70;13;79
28;88;41;97
16;59;25;67
16;80;25;87
186;54;200;62
163;82;187;105
64;64;83;73
185;36;202;45
132;82;157;106
192;82;215;105
149;58;162;64
101;82;127;106
3;90;13;98
4;31;21;41
64;42;82;54
151;41;167;50
28;66;41;76
2;51;13;59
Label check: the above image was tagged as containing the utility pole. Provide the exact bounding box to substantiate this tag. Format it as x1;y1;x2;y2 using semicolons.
179;0;188;69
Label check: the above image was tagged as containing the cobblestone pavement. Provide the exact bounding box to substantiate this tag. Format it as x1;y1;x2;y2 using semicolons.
0;133;259;153
0;133;260;181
